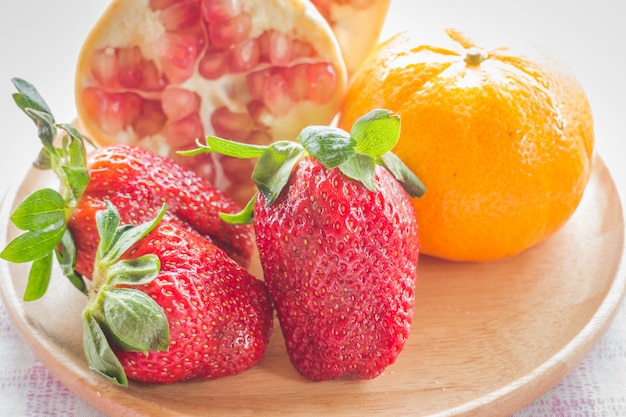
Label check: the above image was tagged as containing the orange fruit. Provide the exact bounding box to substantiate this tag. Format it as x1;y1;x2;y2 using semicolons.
75;0;347;205
337;29;595;262
310;0;391;76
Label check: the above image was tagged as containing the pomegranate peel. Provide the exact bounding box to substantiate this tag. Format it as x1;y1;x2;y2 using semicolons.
310;0;391;76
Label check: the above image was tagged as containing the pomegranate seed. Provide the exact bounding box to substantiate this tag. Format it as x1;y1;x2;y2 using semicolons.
159;1;201;31
229;39;260;73
162;87;201;121
269;31;292;66
246;130;273;146
284;64;308;102
134;98;167;138
91;48;118;88
156;32;200;83
211;106;253;141
92;92;142;132
122;93;144;128
306;62;337;105
82;88;142;135
163;114;204;148
117;46;144;88
82;88;114;132
247;100;272;128
178;23;207;55
141;60;167;92
263;73;292;116
208;12;251;48
199;47;229;79
291;39;315;60
246;68;271;100
257;31;271;62
219;154;255;183
200;0;244;23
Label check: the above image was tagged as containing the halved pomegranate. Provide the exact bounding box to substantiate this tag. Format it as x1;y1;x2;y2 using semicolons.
75;0;347;204
309;0;391;76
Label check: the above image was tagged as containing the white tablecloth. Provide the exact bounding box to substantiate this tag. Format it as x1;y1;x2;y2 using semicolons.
1;1;625;416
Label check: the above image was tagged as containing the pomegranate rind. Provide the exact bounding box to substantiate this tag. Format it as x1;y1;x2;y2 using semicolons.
311;0;391;76
74;0;347;203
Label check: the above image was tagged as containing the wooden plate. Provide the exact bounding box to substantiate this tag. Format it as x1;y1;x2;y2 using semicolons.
1;154;625;417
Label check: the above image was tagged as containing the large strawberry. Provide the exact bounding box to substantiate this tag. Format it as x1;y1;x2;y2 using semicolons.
184;109;425;380
1;78;273;385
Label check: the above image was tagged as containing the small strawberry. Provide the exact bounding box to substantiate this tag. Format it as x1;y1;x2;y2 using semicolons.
83;202;273;385
70;143;254;276
184;109;425;380
1;78;273;385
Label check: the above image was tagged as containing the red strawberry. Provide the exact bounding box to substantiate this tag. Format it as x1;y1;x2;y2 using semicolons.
82;203;273;385
113;220;272;383
186;109;425;380
253;157;418;380
1;78;273;385
70;144;254;276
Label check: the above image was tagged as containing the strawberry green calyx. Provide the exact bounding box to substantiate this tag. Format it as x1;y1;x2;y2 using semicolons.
0;78;93;298
11;78;92;207
182;109;426;224
83;202;169;386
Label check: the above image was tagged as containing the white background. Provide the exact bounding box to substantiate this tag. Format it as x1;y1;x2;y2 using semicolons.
1;1;625;416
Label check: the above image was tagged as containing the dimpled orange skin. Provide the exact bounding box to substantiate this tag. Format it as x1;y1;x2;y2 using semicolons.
337;29;595;262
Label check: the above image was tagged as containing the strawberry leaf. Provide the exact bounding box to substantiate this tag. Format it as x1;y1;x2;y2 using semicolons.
55;230;87;295
24;108;57;151
33;148;53;170
181;135;267;159
98;287;170;353
60;122;96;150
180;108;426;221
83;310;128;386
106;255;161;286
299;126;354;169
380;152;427;198
219;194;257;225
8;188;65;231
62;166;90;208
57;134;90;207
339;154;377;192
23;252;53;301
253;141;305;206
95;202;121;262
0;223;65;263
96;202;166;266
12;79;58;157
11;77;52;116
351;109;401;158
